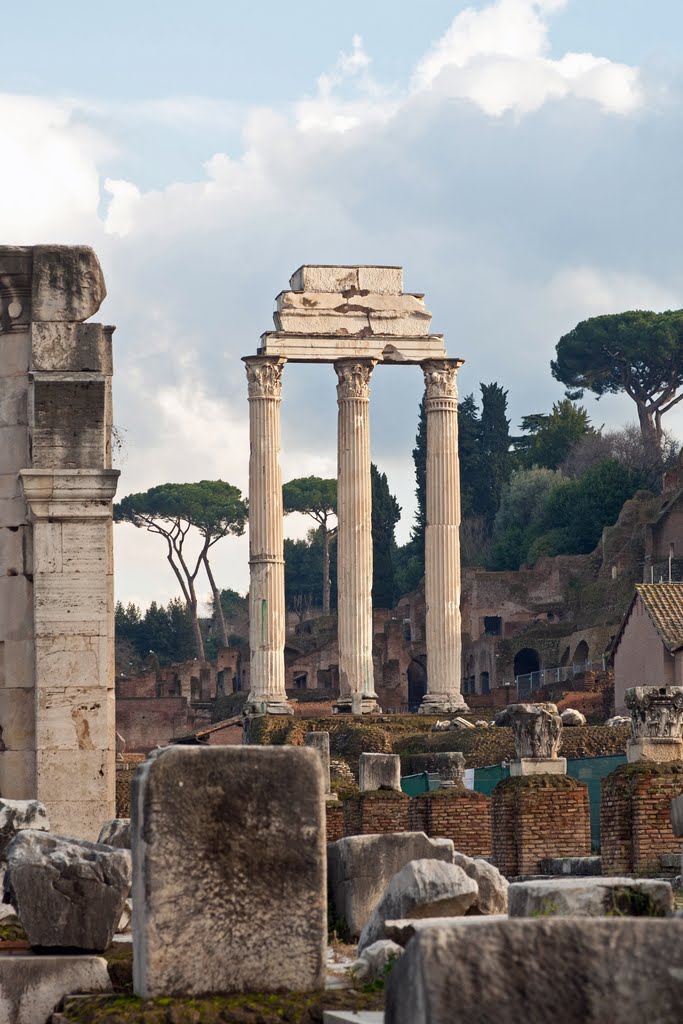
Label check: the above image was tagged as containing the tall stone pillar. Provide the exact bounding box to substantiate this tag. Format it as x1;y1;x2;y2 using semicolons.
243;356;291;715
419;358;468;714
334;359;380;715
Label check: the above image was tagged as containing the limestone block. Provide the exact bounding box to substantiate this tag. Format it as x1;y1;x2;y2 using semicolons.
0;688;35;750
2;639;35;689
0;473;27;528
305;731;331;793
384;915;508;946
0;955;111;1024
508;877;673;918
36;750;115;837
259;332;447;364
0;799;49;859
5;830;130;951
0;425;29;474
0;376;28;427
627;737;683;763
561;708;587;727
0;332;30;374
274;310;370;335
290;266;360;293
359;753;401;792
452;852;508;915
45;800;116;843
31;246;106;322
97;818;131;849
672;794;683;837
510;757;567;776
0;575;32;642
359;859;478;953
62;520;110;573
0;525;29;576
31;378;106;470
35;687;112;750
385;918;683;1024
358;266;403;294
0;751;36;800
31;322;113;373
368;311;432;336
32;521;62;573
34;572;108;625
276;291;426;314
132;745;326;997
328;832;454;940
34;634;110;691
539;856;602;876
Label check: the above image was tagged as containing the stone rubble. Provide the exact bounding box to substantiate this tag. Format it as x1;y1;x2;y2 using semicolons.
328;832;455;940
349;939;404;984
0;800;50;860
97;819;131;849
560;708;587;727
452;851;508;915
4;830;131;952
358;859;478;953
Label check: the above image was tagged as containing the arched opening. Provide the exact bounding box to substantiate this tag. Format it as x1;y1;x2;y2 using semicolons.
407;659;427;710
573;640;589;668
560;646;570;667
480;671;490;695
514;648;540;677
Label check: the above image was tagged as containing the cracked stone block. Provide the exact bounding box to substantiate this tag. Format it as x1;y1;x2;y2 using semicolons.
508;877;673;918
0;955;110;1024
97;819;131;849
4;830;131;952
31;246;106;322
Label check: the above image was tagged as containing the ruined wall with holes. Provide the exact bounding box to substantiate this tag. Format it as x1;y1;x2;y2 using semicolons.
0;245;118;838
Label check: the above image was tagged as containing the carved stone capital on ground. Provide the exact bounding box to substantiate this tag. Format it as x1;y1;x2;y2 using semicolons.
507;703;562;760
334;358;376;401
421;358;464;402
243;355;286;400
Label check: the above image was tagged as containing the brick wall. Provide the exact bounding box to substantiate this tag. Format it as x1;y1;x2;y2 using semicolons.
343;793;411;835
492;775;591;876
410;790;492;857
116;697;193;753
325;802;345;843
601;762;683;875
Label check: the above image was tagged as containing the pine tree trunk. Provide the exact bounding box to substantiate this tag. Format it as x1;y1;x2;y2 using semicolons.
203;554;228;646
637;401;661;467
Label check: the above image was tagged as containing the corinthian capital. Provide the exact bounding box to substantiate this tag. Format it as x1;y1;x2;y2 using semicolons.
422;359;463;401
244;356;285;399
335;359;376;400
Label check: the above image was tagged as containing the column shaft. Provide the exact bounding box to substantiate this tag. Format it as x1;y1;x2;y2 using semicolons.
244;357;291;715
335;360;380;714
419;359;468;714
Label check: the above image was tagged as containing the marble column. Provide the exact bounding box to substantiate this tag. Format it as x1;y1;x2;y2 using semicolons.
243;356;291;715
334;359;380;715
419;358;468;714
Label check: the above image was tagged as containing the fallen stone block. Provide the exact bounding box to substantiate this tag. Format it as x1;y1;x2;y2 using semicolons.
539;856;602;876
384;915;508;946
350;939;404;983
4;830;131;952
453;852;508;915
385;918;683;1024
0;955;111;1024
508;877;673;918
328;832;454;940
560;708;586;727
0;800;49;860
359;753;401;793
97;819;131;849
359;859;478;953
132;745;326;997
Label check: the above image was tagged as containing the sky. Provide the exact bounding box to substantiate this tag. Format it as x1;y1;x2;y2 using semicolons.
2;0;683;610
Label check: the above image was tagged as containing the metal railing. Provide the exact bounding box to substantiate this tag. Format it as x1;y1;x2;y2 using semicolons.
514;659;606;699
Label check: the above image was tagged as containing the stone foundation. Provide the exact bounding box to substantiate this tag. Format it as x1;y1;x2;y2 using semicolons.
600;762;683;875
409;789;492;858
492;775;591;877
343;792;411;836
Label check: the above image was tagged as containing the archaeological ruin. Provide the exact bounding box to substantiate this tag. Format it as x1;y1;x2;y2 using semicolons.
244;265;467;717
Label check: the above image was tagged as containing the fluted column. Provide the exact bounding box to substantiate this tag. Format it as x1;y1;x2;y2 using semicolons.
335;359;380;715
419;358;468;714
243;356;292;715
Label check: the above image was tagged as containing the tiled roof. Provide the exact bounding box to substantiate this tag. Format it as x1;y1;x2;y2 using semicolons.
635;583;683;651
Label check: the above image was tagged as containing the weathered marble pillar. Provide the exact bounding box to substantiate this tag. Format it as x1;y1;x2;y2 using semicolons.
625;686;683;763
243;356;291;715
419;359;468;714
334;359;380;714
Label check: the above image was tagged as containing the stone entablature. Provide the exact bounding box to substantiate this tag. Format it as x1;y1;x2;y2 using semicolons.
244;266;467;716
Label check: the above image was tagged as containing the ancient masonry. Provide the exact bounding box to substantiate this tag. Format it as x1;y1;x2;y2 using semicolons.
244;265;468;715
0;246;118;838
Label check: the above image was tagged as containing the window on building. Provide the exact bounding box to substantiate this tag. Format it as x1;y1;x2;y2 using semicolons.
484;616;502;636
480;671;490;694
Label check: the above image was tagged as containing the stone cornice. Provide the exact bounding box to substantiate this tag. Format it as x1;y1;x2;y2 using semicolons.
20;468;120;519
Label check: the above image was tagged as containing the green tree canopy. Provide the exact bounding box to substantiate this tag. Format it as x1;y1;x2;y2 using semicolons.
283;476;337;614
514;399;593;470
551;310;683;459
114;480;247;658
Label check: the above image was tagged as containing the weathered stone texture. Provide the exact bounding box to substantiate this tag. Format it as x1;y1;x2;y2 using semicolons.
5;830;131;951
601;762;683;875
385;919;683;1024
508;877;672;918
359;753;401;792
0;799;49;859
132;746;326;997
31;245;106;322
97;818;131;849
328;832;454;940
0;955;111;1024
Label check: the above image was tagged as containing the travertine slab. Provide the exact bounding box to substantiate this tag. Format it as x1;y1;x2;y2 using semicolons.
31;246;106;322
289;265;402;294
132;746;326;997
359;753;401;792
259;332;446;363
0;955;111;1024
31;323;113;373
